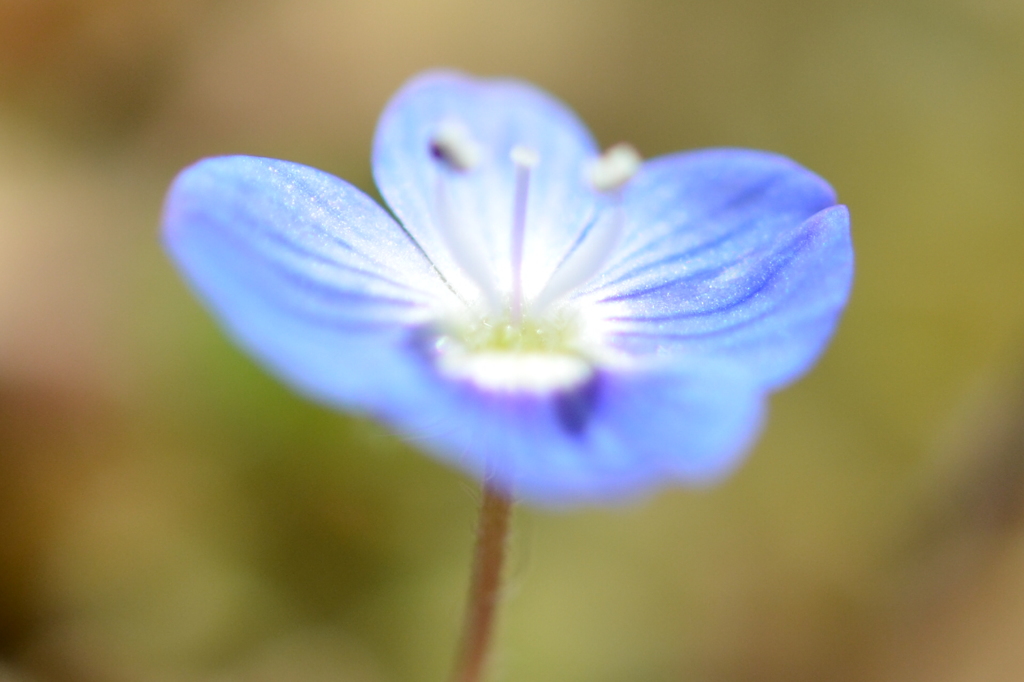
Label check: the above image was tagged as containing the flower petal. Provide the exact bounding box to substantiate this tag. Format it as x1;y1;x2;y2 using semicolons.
163;155;458;409
579;150;852;388
373;70;601;302
376;353;763;505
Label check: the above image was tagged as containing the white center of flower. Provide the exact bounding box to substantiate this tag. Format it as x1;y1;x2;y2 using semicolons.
436;347;592;393
428;124;641;392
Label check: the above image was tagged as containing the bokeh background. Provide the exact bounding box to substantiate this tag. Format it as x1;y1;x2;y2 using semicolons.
2;0;1024;680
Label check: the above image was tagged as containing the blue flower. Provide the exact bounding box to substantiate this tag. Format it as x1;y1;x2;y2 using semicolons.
162;71;853;506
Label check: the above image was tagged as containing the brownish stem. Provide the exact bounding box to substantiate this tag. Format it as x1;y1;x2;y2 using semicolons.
451;481;514;682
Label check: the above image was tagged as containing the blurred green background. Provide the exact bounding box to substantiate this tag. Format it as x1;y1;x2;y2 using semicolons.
2;0;1024;680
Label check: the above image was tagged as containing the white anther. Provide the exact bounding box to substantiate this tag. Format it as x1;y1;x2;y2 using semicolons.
587;143;642;192
510;145;540;168
430;120;481;172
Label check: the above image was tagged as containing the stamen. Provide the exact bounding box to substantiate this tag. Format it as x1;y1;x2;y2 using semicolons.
509;145;539;323
430;120;481;172
429;123;500;309
531;144;643;313
530;208;625;313
587;143;641;193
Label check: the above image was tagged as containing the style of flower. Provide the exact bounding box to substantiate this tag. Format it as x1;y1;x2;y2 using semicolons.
162;71;853;506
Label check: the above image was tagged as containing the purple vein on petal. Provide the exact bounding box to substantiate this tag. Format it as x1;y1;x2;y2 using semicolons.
595;230;811;315
204;218;441;302
587;175;797;294
618;174;787;258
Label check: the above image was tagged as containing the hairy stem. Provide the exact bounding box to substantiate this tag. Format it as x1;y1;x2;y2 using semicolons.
451;481;514;682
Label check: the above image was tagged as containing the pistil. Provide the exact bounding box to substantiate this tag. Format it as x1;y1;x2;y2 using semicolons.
509;146;539;324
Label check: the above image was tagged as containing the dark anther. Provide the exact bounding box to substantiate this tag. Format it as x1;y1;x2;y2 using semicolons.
555;375;601;436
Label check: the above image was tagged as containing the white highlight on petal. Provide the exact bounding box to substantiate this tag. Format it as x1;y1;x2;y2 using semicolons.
587;143;641;192
432;177;502;310
437;347;593;393
430;120;481;172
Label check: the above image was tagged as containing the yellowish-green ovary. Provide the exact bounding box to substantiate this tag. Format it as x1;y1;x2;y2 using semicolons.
443;313;582;355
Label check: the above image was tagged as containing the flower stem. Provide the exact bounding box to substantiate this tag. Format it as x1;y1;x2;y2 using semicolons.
451;481;514;682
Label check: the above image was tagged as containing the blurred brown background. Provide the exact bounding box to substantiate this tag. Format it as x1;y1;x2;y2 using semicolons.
2;0;1024;680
